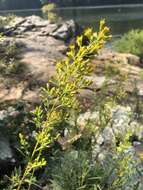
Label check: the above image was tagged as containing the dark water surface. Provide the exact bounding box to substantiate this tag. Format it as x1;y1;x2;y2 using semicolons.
1;4;143;36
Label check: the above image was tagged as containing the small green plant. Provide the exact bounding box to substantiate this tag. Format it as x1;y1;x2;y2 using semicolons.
42;3;56;12
0;39;22;75
6;20;110;190
105;131;143;190
0;14;15;28
51;131;143;190
114;29;143;58
51;151;104;190
42;3;59;23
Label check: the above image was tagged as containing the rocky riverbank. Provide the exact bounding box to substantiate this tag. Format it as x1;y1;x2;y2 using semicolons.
0;15;82;104
0;15;143;106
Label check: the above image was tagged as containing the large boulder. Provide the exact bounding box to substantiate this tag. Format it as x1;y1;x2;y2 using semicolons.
98;49;140;66
50;20;81;41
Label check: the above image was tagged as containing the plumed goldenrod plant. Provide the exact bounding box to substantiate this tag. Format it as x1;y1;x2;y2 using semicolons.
7;20;110;190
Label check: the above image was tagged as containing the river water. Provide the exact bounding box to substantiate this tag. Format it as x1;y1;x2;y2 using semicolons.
1;4;143;36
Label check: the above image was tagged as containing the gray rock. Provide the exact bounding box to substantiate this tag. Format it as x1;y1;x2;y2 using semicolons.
2;16;48;36
7;17;25;29
102;127;115;147
109;106;132;138
26;15;50;28
0;110;8;120
4;17;26;36
50;20;79;41
0;134;14;164
77;105;143;162
2;16;79;42
0;107;20;168
39;24;58;36
0;107;20;121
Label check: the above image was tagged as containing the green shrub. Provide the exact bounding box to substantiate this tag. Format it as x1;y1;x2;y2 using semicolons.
103;132;143;190
42;3;56;12
0;14;15;28
51;151;104;190
42;3;59;23
114;29;143;58
0;39;23;75
51;132;143;190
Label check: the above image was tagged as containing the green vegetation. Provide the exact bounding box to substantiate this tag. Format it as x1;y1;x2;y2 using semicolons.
42;3;59;23
114;29;143;58
0;14;15;28
50;133;142;190
0;15;23;75
0;39;22;75
51;151;105;190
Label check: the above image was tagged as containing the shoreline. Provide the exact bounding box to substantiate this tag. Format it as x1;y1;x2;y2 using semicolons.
0;3;143;12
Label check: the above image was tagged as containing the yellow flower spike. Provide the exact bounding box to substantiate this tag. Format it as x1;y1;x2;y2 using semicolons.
84;28;93;38
99;19;105;30
69;44;75;50
67;50;75;59
93;32;98;39
76;35;83;47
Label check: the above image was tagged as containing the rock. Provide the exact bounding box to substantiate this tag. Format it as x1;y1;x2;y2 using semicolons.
109;106;132;138
77;105;143;162
98;49;140;66
92;49;143;100
102;127;115;147
126;53;141;65
0;107;22;171
7;17;25;29
50;20;80;41
0;110;8;121
0;133;15;175
0;133;16;176
0;15;69;104
4;17;26;36
2;16;80;42
14;16;48;35
24;15;50;28
0;134;14;164
3;16;50;36
0;82;26;103
0;107;20;122
39;24;58;36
